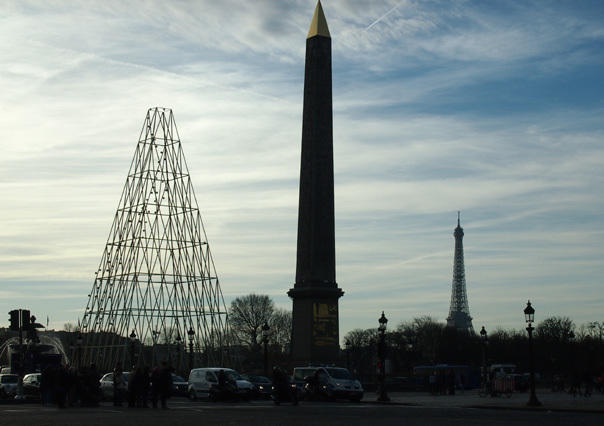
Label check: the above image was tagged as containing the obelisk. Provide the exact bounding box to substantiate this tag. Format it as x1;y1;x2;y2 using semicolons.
288;1;344;364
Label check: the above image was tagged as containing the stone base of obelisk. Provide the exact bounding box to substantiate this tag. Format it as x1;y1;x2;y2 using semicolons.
288;284;344;365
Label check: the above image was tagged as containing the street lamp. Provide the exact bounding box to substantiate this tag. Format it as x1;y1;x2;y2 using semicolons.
76;332;84;369
377;311;390;402
405;338;414;373
524;300;541;406
187;327;195;372
175;334;182;371
567;330;575;393
262;321;271;377
129;330;137;368
479;326;489;388
345;339;351;370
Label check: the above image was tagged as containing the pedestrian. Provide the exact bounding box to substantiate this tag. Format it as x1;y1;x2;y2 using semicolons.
55;365;69;409
150;367;160;408
141;366;151;408
113;362;125;406
157;360;173;409
583;370;592;397
437;370;445;395
127;366;140;408
569;370;582;397
428;372;436;396
40;364;54;406
87;363;101;406
67;365;78;406
447;369;456;396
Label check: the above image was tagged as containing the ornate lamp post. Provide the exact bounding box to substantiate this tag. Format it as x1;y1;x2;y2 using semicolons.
377;311;390;402
480;326;489;387
175;334;182;371
129;330;137;368
345;339;351;370
524;300;541;406
262;321;271;377
567;330;575;392
405;339;414;373
76;332;84;369
187;327;195;372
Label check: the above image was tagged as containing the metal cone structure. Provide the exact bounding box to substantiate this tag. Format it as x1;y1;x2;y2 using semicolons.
80;108;230;372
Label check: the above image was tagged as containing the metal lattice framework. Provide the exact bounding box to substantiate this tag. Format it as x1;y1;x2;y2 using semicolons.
80;108;231;372
446;213;474;333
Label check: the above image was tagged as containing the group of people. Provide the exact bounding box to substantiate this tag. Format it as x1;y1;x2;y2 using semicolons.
112;360;174;409
39;362;102;408
568;370;598;397
427;369;461;396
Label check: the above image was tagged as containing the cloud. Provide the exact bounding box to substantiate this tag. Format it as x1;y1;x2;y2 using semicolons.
0;0;603;339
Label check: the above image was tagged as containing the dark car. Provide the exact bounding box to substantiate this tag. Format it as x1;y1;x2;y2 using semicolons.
22;373;42;399
510;374;528;393
171;374;188;397
241;374;273;399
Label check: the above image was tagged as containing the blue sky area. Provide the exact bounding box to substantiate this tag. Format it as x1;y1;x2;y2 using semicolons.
1;1;603;340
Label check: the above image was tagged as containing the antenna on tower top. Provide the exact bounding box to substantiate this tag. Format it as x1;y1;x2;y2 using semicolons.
458;211;460;226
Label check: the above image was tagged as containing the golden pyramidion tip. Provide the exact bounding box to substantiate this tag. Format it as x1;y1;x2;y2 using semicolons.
307;1;331;39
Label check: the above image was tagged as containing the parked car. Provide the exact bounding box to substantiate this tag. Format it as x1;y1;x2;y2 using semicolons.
22;373;42;399
510;374;528;393
292;367;317;390
188;368;253;401
0;374;18;399
294;366;363;402
99;372;129;401
241;374;273;399
171;374;188;397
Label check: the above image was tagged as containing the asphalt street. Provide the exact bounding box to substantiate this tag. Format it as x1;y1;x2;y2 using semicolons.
1;396;603;426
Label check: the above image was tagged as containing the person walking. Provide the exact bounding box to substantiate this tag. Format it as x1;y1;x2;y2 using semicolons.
157;360;173;409
87;363;101;406
113;362;125;406
141;366;151;408
584;370;593;397
150;367;160;408
447;369;456;396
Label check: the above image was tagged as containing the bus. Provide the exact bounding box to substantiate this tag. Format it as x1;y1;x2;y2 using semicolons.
413;364;481;390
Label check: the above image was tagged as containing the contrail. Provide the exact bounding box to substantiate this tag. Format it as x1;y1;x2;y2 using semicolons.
365;3;403;31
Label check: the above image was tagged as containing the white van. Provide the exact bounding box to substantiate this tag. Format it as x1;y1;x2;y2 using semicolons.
187;367;253;401
293;366;363;402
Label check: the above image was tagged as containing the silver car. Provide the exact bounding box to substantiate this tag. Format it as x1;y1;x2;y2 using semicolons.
0;374;18;399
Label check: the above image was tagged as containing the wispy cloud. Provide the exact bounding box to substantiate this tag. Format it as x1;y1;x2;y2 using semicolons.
0;0;603;337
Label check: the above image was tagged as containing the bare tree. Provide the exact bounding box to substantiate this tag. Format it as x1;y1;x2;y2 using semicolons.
270;307;292;353
397;316;444;363
343;328;377;374
535;316;574;343
229;293;275;348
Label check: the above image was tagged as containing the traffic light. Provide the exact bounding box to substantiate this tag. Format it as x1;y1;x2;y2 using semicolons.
9;310;20;331
21;310;30;331
377;341;385;360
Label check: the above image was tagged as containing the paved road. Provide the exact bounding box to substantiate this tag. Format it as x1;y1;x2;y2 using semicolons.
1;396;603;426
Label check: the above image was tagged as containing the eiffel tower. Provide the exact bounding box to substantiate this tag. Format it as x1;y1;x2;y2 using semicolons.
446;212;474;333
79;108;230;372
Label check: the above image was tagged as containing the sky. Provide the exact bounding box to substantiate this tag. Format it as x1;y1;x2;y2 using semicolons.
1;0;603;343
